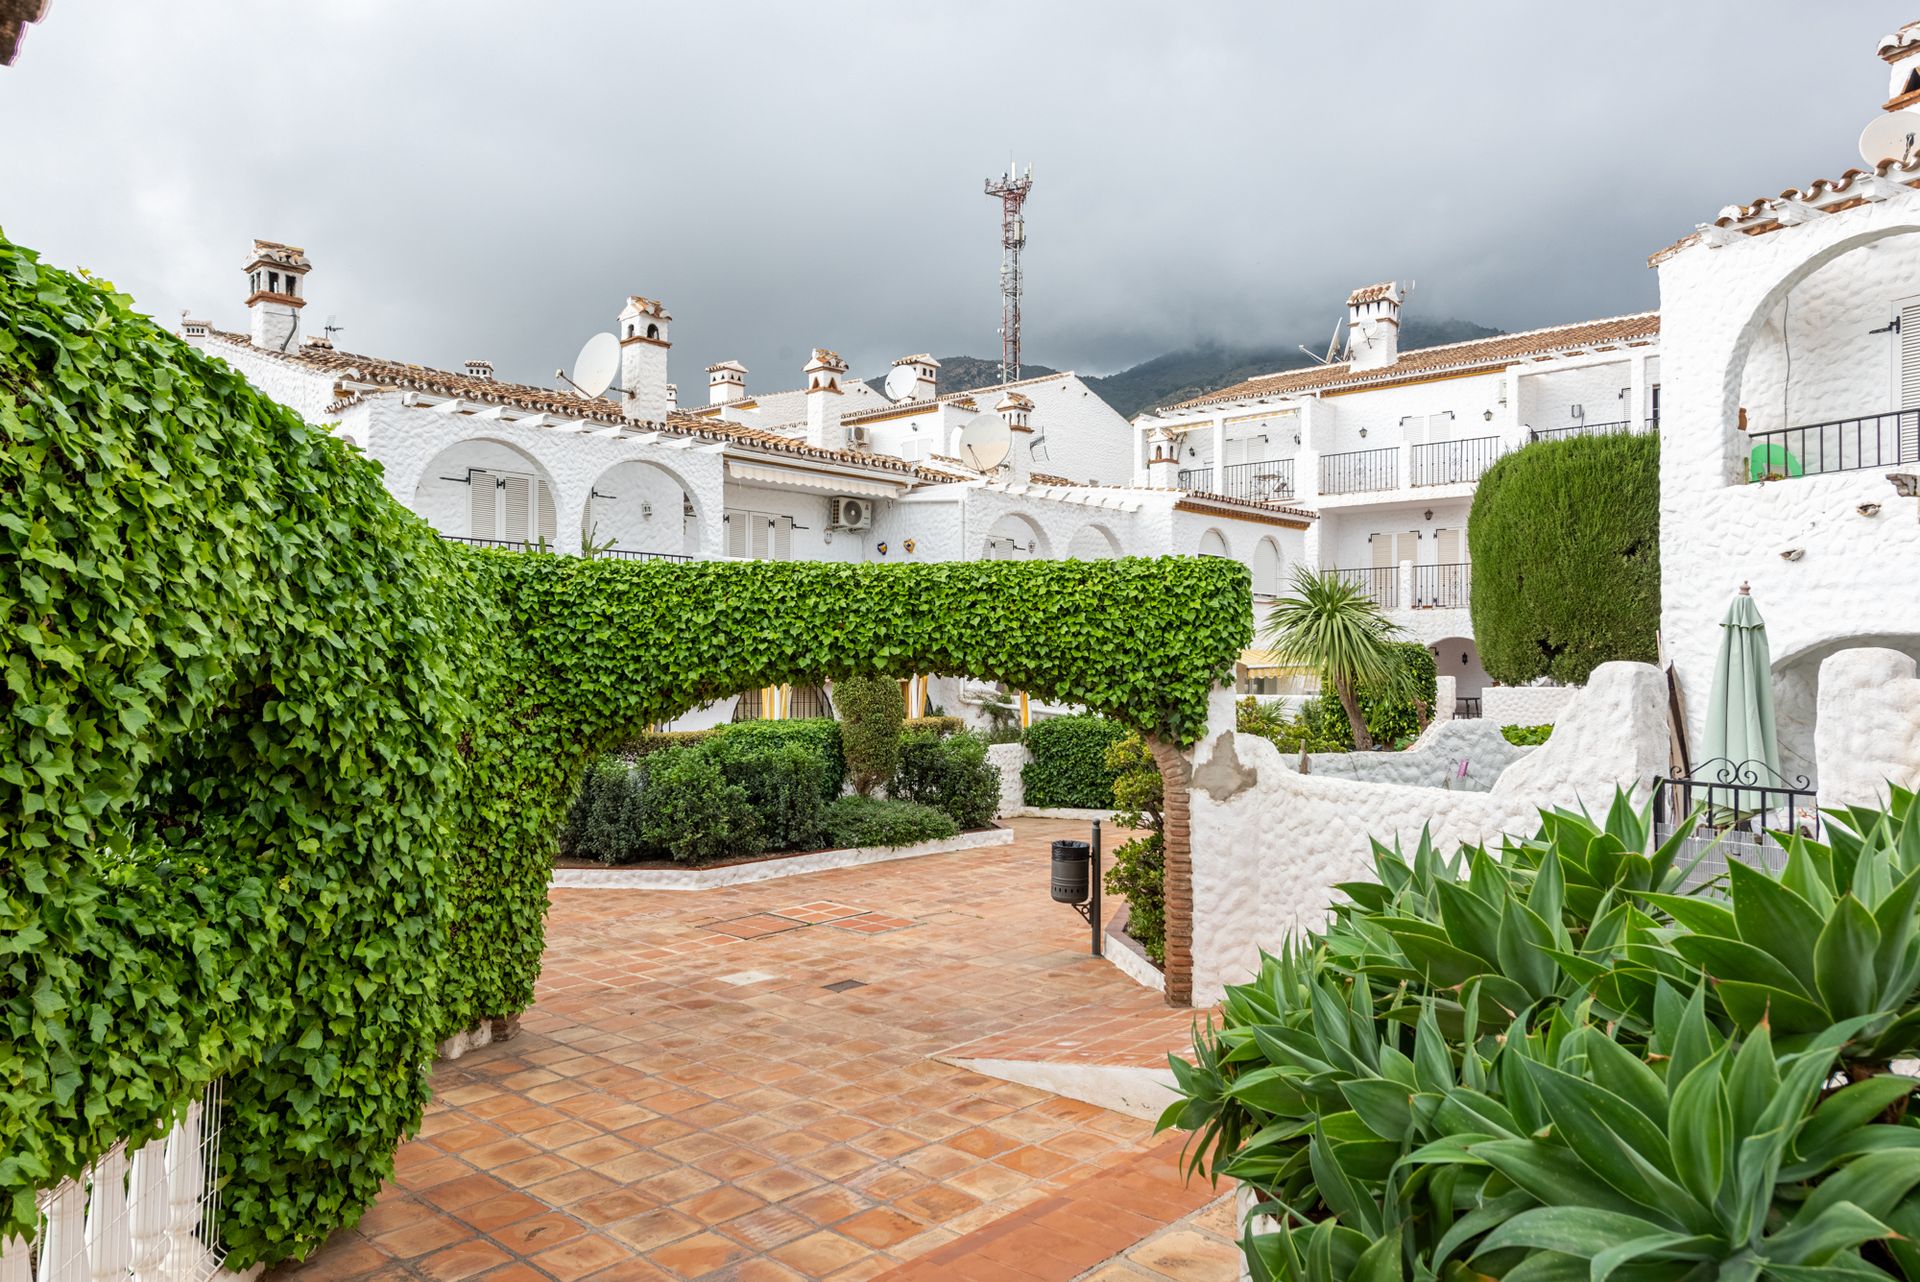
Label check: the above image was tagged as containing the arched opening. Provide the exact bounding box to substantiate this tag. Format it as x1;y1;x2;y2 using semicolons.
982;511;1050;560
1065;523;1121;560
581;458;703;560
1251;536;1283;597
1723;226;1920;483
1431;635;1490;718
729;683;833;722
1771;632;1920;786
645;323;660;340
412;438;561;549
1198;528;1230;558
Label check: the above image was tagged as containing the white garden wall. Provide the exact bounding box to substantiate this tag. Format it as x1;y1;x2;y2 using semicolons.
1481;684;1577;726
1814;647;1920;810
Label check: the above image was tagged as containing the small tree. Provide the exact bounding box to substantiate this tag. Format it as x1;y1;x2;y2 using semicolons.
1260;566;1408;751
834;674;905;796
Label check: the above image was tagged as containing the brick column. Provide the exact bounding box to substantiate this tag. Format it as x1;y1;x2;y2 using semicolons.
1147;734;1194;1007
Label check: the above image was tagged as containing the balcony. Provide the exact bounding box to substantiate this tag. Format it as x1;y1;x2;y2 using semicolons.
1410;435;1504;487
1334;565;1399;610
1320;447;1398;496
1746;410;1920;482
1177;459;1297;502
1412;562;1471;609
441;534;693;562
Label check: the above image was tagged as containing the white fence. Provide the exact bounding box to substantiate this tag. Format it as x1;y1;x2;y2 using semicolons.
1;1081;226;1282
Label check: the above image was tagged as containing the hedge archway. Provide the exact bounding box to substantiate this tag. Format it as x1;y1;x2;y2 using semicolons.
1;235;1249;1262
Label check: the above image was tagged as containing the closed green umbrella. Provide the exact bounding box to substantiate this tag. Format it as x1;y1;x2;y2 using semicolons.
1703;582;1781;820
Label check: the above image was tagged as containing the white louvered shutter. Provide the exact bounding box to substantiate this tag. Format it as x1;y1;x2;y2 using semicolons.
501;475;531;542
725;511;745;558
750;514;772;560
536;480;557;546
1436;528;1460;564
774;515;794;561
1900;303;1920;463
470;471;497;539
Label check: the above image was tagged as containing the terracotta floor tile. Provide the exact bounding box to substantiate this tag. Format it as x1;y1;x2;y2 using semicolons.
415;1240;512;1282
1125;1230;1243;1282
421;1173;513;1213
734;1166;822;1203
606;1208;703;1253
676;1184;767;1226
575;1188;660;1227
637;1164;721;1203
769;1231;870;1276
577;1260;678;1282
493;1212;589;1255
783;1185;873;1227
275;1239;394;1282
493;1153;575;1187
458;1192;549;1233
559;1135;640;1167
718;1204;819;1251
527;1233;636;1282
647;1231;753;1280
531;1169;623;1206
835;1207;927;1250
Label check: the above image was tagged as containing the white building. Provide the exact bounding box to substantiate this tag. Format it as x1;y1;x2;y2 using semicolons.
1136;285;1660;711
181;240;1315;725
1654;20;1920;790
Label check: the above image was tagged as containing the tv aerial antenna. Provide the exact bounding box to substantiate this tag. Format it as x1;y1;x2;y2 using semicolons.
1298;314;1344;366
958;410;1012;471
323;315;345;343
557;331;620;399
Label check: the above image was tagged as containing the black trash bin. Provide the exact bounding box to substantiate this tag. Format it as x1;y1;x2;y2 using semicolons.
1050;839;1091;904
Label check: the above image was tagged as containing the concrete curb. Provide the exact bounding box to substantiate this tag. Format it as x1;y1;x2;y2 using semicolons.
550;824;1016;890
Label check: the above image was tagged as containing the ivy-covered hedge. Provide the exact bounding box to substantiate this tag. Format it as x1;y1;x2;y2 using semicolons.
1022;714;1130;808
1;230;1250;1260
1468;431;1660;684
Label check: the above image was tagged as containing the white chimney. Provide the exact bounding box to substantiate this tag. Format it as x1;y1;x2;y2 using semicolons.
1344;281;1404;373
996;390;1033;431
1146;426;1182;488
1881;21;1920;105
893;353;939;401
618;295;672;421
464;359;494;380
707;360;748;405
243;239;310;352
805;348;850;451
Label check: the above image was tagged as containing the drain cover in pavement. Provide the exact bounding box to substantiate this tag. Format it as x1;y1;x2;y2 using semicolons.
823;979;867;993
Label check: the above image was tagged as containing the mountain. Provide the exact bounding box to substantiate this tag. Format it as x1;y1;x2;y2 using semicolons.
891;318;1503;420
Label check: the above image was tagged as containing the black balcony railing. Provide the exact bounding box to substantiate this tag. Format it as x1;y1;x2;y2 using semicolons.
596;547;694;562
1320;447;1398;495
1651;758;1820;840
1455;696;1482;719
1333;565;1398;610
1529;418;1633;443
1175;466;1213;492
442;535;693;562
1412;562;1471;609
1219;459;1296;501
1747;410;1920;482
1410;435;1504;487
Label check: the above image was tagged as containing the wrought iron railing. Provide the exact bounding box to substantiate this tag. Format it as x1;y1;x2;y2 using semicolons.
1175;466;1213;493
1320;447;1398;495
1651;758;1820;842
1455;696;1482;719
1746;410;1920;482
1529;418;1632;443
1412;562;1471;609
1218;460;1296;502
442;534;549;552
596;547;694;562
1410;435;1504;487
1334;565;1398;610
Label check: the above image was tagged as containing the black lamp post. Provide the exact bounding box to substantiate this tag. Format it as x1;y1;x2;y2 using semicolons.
1049;821;1103;957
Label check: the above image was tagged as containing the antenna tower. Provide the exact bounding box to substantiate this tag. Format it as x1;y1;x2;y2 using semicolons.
984;162;1034;384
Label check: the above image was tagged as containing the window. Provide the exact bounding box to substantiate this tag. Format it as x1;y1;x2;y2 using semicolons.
646;323;660;340
724;508;794;560
469;469;556;544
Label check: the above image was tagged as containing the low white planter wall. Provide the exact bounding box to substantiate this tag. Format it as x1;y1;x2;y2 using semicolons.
551;825;1014;890
1185;662;1668;1006
1293;720;1535;793
1481;684;1578;726
1103;906;1164;994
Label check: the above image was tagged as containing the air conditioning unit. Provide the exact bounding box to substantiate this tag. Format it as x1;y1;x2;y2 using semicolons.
845;424;871;450
828;497;872;531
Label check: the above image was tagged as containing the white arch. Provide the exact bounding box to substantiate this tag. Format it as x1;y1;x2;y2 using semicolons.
412;437;562;547
1251;536;1283;596
982;511;1052;560
1198;527;1231;559
1065;523;1122;560
581;456;707;559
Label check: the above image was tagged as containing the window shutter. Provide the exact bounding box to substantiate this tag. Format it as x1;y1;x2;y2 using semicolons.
501;475;531;542
536;481;557;545
725;510;747;559
1369;534;1392;570
1902;303;1920;409
1436;528;1460;563
750;514;772;560
774;515;794;561
469;471;497;539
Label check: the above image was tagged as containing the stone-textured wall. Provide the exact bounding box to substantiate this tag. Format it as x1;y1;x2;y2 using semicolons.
987;742;1031;818
1481;684;1578;726
1290;719;1533;792
1183;662;1666;1004
1658;190;1920;779
1814;647;1920;810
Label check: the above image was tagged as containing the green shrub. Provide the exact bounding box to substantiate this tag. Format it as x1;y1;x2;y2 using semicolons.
820;795;959;849
576;759;649;864
710;717;844;802
1235;696;1347;754
892;729;1001;828
1501;721;1553;745
711;741;827;851
1469;430;1660;684
1162;789;1920;1282
836;675;905;796
1024;714;1129;808
1104;733;1167;962
638;747;760;864
1288;641;1436;750
614;727;719;759
904;714;965;736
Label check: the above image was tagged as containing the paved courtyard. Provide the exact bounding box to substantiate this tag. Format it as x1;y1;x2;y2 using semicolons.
274;820;1231;1282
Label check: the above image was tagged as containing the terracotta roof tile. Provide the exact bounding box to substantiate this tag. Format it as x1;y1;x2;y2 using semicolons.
1169;313;1660;411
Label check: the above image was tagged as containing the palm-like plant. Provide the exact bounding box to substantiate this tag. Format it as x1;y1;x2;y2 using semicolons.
1261;566;1407;751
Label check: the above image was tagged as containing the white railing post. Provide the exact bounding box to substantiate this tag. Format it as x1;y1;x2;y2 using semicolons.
87;1148;132;1282
165;1100;206;1273
38;1180;87;1282
0;1235;33;1282
129;1126;172;1282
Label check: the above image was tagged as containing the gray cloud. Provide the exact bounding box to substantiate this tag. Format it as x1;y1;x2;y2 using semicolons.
2;1;1907;392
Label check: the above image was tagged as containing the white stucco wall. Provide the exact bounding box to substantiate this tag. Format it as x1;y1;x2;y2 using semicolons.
1658;193;1920;778
1183;661;1666;1004
987;742;1031;818
190;333;341;425
1291;719;1533;792
1481;684;1577;726
1814;647;1920;810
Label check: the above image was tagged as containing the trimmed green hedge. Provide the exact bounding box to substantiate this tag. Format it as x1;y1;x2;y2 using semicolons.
836;674;905;796
1468;430;1660;684
1501;722;1554;746
892;730;1001;828
2;230;1250;1259
1022;714;1130;808
820;796;958;849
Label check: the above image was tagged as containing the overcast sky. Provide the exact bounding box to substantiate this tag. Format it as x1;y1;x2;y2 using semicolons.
2;3;1909;390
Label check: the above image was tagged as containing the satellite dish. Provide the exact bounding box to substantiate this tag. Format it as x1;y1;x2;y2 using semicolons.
1860;110;1920;166
567;332;620;399
958;411;1012;471
883;364;919;402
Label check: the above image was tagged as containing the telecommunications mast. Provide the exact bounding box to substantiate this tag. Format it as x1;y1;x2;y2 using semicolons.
984;162;1034;385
